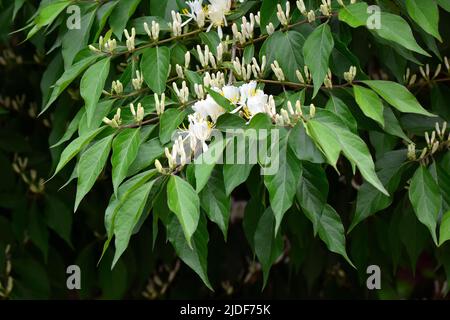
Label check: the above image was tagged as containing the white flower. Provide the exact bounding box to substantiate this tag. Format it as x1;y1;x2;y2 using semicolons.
238;81;257;105
188;113;212;151
246;90;268;115
183;0;206;27
206;0;232;38
192;95;225;122
221;85;240;104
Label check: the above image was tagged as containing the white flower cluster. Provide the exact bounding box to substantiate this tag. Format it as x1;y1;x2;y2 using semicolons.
155;80;316;173
181;0;232;38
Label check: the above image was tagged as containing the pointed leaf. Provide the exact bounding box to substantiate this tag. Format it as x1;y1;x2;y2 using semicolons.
167;175;200;247
80;58;111;126
111;128;141;194
75;134;114;211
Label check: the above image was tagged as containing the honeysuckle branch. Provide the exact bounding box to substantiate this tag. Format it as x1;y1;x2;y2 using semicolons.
257;78;352;90
237;12;338;49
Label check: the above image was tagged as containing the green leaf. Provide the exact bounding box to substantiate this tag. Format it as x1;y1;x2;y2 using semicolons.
78;99;115;135
440;211;450;246
223;132;256;195
200;169;230;240
260;30;305;82
325;95;357;133
338;2;369;27
41;55;99;115
437;0;450;11
353;85;385;127
318;205;355;267
167;213;212;290
102;170;157;259
109;0;142;40
205;87;235;112
51;108;85;148
303;23;334;97
259;0;281;34
409;165;441;245
296;162;329;235
141;46;170;94
254;207;283;289
167;175;200;247
159;108;186;144
339;3;430;56
127;138;164;176
150;0;178;20
80;58;111;126
52;127;107;179
288;122;325;163
264;129;302;234
75;134;114;211
349;150;410;232
307;110;388;195
383;107;412;142
112;180;155;267
194;138;227;192
62;5;97;68
27;0;71;39
111;128;141;195
406;0;441;41
361;80;435;117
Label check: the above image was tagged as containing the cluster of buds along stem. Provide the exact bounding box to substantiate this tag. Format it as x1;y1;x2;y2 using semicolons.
203;71;225;88
251;56;266;78
194;83;205;99
0;245;13;298
266;22;275;35
296;0;307;15
171;136;188;167
196;45;211;68
233;57;252;81
324;69;333;89
176;64;184;79
154;93;166;116
271;60;285;81
232;13;258;44
130;102;144;123
419;63;443;82
276;99;305;126
124;28;136;52
411;122;449;162
89;36;117;54
263;95;277;118
296;66;312;84
173;81;189;104
344;66;357;83
111;80;124;95
319;0;332;16
307;10;316;22
144;21;160;41
11;156;45;194
103;108;122;128
132;70;144;91
404;68;417;87
169;10;183;37
276;2;291;26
